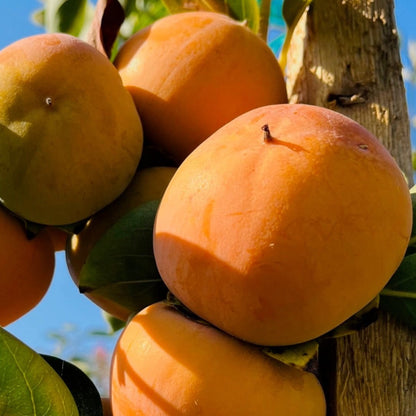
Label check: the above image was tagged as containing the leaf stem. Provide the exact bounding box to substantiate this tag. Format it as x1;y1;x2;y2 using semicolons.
380;288;416;300
258;0;271;42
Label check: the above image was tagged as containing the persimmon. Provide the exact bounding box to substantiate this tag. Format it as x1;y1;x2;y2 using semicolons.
44;226;69;252
153;103;412;346
114;11;287;164
67;167;176;321
0;33;143;226
110;301;326;416
0;206;55;326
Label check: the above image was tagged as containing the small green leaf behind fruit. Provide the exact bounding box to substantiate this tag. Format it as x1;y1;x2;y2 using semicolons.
405;185;416;254
378;185;416;328
380;253;416;328
41;355;103;416
279;0;313;69
0;326;79;416
78;200;168;316
161;0;260;33
38;0;91;37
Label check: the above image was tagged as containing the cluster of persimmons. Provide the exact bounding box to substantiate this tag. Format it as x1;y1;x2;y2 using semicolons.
0;10;412;416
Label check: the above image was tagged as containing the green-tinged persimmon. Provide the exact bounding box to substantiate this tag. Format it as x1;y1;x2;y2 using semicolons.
0;33;143;226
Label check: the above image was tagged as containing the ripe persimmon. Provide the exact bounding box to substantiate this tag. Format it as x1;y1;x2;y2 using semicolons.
153;103;412;346
0;206;55;326
110;301;326;416
114;11;287;164
0;33;143;226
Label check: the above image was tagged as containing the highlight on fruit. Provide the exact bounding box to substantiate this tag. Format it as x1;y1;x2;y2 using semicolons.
0;3;414;416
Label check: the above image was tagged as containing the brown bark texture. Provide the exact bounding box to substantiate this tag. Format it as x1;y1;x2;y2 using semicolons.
285;0;416;415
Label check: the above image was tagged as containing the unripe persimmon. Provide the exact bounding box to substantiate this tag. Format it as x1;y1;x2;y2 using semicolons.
110;301;326;416
114;11;287;164
0;33;143;226
153;103;412;346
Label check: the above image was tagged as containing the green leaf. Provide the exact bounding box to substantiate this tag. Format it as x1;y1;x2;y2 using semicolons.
380;253;416;328
161;0;225;16
279;0;313;69
41;355;103;416
227;0;260;33
102;311;126;333
282;0;312;28
406;185;416;252
43;0;89;36
119;0;169;38
160;0;260;33
0;327;79;416
79;200;168;315
31;8;46;27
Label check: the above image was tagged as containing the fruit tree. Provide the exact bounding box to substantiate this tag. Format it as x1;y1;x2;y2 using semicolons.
0;0;415;415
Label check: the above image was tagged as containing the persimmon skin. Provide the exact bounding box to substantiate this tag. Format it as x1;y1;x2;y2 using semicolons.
0;33;143;225
153;103;412;346
110;302;326;416
114;11;287;164
0;207;55;326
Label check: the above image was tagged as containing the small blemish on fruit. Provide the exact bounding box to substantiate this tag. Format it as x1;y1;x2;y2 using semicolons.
358;144;369;150
45;97;53;106
262;124;273;142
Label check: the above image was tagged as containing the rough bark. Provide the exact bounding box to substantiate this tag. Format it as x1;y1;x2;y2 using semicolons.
285;1;416;415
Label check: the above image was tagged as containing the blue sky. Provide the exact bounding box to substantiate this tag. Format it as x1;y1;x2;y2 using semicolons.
2;1;416;359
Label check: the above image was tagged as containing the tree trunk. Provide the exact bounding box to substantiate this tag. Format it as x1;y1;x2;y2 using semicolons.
285;1;416;415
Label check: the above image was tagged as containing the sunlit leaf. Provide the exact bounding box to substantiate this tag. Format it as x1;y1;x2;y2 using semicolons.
43;0;89;36
279;0;313;69
41;355;103;416
227;0;260;33
0;327;79;416
119;0;169;39
262;339;319;370
282;0;312;28
161;0;260;33
31;8;46;27
161;0;225;16
79;200;168;316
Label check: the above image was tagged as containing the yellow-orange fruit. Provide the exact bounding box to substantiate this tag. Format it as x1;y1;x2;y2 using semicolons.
0;33;143;225
153;103;412;346
0;206;55;326
114;11;287;164
110;301;326;416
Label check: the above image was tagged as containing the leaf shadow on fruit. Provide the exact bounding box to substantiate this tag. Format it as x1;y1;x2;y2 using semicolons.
115;345;184;416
